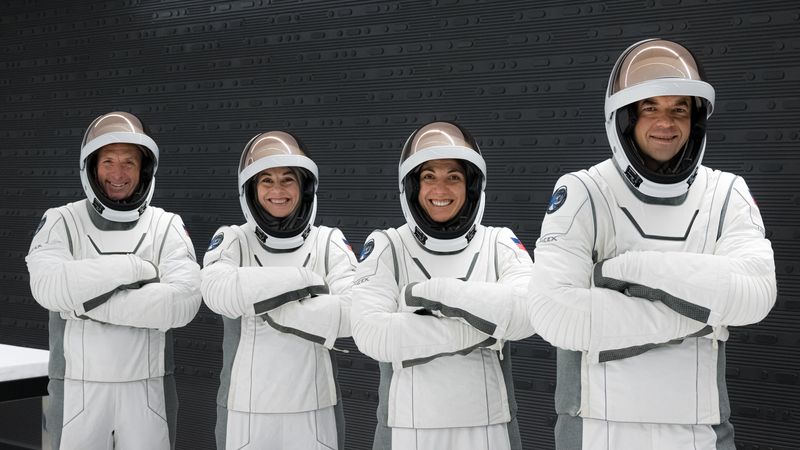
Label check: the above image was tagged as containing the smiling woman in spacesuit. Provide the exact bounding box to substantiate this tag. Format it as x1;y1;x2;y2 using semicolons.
350;121;536;450
200;131;358;450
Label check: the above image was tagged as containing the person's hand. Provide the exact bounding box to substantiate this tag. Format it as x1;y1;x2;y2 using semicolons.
135;256;159;283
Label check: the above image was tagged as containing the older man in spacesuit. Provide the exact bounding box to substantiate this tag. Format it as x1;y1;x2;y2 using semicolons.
27;112;201;450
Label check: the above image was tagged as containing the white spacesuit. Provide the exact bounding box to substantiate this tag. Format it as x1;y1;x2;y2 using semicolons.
201;131;357;450
528;39;777;449
26;112;202;450
350;122;535;450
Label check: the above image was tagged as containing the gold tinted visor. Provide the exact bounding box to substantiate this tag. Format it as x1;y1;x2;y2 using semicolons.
400;122;478;164
239;131;308;172
82;112;147;146
611;39;703;95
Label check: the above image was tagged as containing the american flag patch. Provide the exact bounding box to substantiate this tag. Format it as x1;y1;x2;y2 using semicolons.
343;238;353;252
511;237;526;251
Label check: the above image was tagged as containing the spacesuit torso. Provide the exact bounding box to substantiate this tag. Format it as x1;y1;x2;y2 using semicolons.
387;225;511;428
202;224;356;414
530;158;776;449
562;159;735;424
28;199;201;383
352;223;534;450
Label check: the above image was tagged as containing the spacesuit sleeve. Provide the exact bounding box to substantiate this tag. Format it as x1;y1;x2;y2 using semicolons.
26;208;159;316
528;175;708;361
200;226;328;319
80;214;202;331
264;228;358;347
403;228;536;341
350;231;495;369
593;176;776;327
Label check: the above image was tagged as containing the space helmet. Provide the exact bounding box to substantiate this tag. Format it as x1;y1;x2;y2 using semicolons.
605;38;715;200
79;111;158;222
238;131;318;250
399;121;487;253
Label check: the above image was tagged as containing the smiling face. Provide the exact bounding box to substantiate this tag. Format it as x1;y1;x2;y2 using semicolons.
255;167;301;218
633;95;693;169
417;159;467;223
95;143;142;201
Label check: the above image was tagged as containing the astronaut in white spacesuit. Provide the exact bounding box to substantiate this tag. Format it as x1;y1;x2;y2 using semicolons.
350;121;535;450
26;111;202;450
528;39;777;449
201;131;357;450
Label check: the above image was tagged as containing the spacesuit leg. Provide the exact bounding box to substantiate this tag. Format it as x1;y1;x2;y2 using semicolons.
57;380;115;450
580;418;719;450
391;424;510;450
114;378;170;450
225;407;338;450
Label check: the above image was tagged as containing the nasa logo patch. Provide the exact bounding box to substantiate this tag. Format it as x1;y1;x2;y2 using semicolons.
546;185;568;214
207;232;224;251
358;239;375;262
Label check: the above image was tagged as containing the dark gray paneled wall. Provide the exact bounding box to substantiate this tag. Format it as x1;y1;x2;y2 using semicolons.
1;1;798;449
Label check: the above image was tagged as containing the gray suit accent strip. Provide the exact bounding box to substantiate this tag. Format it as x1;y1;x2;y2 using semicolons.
62;214;75;255
156;214;175;264
401;337;497;368
44;378;64;450
593;261;711;323
619;206;699;241
712;419;736;450
555;349;582;416
215;404;229;450
163;374;178;450
377;230;400;284
462;252;480;280
567;173;599;262
716;177;738;241
403;282;497;336
82;276;160;312
262;313;326;345
373;362;393;450
253;284;329;316
87;232;147;255
47;312;67;379
329;350;346;450
323;228;335;272
555;414;583;450
598;326;713;363
45;311;68;450
717;341;731;422
410;257;432;279
217;316;241;408
164;329;175;375
500;343;523;450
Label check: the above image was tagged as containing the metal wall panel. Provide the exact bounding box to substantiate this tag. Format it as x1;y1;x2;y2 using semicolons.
1;1;797;449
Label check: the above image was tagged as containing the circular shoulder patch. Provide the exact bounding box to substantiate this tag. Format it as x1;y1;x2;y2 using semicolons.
358;239;375;262
546;185;568;214
207;232;225;251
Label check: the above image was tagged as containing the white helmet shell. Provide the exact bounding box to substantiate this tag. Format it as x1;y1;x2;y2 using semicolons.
399;121;487;253
605;38;715;201
238;131;318;250
79;112;159;223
